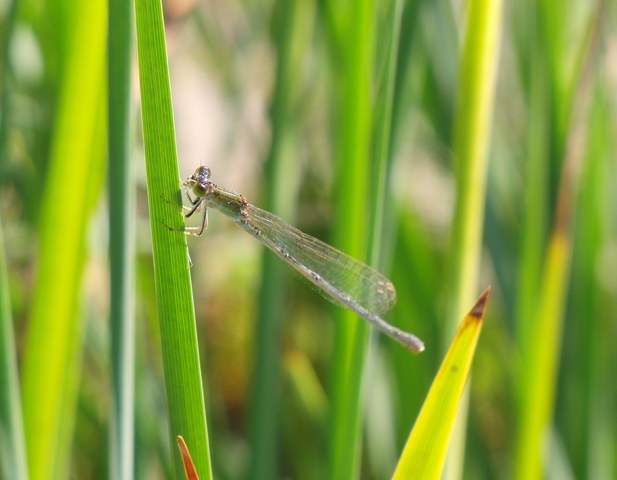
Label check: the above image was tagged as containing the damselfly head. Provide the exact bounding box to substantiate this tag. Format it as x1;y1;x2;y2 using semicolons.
192;166;211;185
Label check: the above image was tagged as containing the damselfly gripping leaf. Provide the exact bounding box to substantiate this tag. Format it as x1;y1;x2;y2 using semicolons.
165;166;424;353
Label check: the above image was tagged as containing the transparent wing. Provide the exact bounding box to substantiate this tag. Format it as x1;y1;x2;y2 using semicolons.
237;204;396;315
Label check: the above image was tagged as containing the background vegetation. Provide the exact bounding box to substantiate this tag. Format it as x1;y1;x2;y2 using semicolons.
0;0;615;478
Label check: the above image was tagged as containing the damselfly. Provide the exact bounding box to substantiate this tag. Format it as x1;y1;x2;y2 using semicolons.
165;166;424;353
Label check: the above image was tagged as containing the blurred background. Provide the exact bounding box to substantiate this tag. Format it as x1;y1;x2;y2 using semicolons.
1;0;616;478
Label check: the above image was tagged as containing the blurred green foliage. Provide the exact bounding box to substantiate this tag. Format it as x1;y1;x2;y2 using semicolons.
0;0;615;478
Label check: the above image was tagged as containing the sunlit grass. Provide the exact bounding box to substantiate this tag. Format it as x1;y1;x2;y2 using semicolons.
134;0;212;477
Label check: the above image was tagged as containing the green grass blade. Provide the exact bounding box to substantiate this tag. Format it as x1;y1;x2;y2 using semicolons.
393;289;489;479
20;0;107;477
108;0;135;477
448;0;503;329
133;0;212;477
326;0;375;478
511;0;567;346
368;0;404;266
247;0;314;477
444;0;503;477
515;43;550;344
0;217;28;480
514;4;602;478
514;226;571;480
568;83;615;478
0;0;18;166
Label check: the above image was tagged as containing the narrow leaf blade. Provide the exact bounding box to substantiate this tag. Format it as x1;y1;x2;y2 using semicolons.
393;288;490;479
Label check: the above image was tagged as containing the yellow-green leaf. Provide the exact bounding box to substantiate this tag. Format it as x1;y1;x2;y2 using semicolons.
392;287;490;479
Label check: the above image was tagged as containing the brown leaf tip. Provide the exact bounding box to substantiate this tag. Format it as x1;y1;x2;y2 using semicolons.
469;286;491;319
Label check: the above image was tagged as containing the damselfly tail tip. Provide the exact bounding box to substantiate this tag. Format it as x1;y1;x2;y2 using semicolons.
403;335;425;354
387;327;424;353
